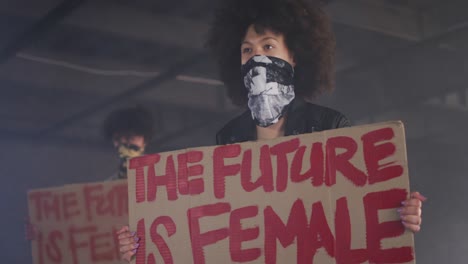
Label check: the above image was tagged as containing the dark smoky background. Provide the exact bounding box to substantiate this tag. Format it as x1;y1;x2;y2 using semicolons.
0;0;466;263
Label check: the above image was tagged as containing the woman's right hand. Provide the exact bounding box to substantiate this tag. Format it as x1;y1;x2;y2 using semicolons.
116;225;140;262
24;217;37;241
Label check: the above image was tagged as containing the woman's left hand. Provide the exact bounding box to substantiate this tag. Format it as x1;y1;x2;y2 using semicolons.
398;191;427;233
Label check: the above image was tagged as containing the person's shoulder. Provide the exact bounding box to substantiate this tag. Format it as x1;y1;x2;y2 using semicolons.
216;110;253;145
301;102;351;129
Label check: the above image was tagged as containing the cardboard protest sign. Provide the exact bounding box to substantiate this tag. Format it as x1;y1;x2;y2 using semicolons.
28;179;128;264
127;121;415;264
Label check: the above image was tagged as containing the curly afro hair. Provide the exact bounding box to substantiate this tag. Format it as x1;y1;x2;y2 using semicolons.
102;106;154;143
207;0;336;106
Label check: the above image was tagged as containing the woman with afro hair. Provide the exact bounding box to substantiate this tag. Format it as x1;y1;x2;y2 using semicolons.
116;0;426;261
210;0;348;145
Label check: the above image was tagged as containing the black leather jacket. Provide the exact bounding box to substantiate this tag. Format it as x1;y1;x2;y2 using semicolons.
216;98;350;145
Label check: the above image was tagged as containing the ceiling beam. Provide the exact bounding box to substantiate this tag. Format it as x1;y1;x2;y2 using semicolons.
419;0;468;37
1;1;210;52
0;0;86;63
35;51;209;137
326;0;423;41
330;15;468;121
326;0;422;41
337;18;468;77
64;2;210;51
3;0;467;55
327;0;468;42
0;127;109;150
0;97;237;151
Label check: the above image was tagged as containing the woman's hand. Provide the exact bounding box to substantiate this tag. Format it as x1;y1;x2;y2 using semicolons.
398;191;427;232
24;217;37;241
116;226;139;262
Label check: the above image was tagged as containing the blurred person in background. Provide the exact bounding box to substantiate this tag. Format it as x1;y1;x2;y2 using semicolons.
102;106;155;180
26;106;155;240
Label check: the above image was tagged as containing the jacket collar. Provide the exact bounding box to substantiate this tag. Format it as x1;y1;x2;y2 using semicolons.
284;98;309;136
239;98;309;142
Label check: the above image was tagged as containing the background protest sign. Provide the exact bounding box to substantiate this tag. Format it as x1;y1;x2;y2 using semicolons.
128;121;415;264
28;179;128;264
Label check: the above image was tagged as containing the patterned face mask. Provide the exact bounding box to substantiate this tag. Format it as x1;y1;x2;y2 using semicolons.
241;55;295;127
116;143;144;179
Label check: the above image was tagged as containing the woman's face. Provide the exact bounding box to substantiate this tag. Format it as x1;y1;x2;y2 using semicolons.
113;135;146;149
241;25;295;66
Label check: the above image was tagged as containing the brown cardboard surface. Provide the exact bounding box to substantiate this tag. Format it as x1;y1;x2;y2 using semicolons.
127;121;415;264
27;179;128;264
